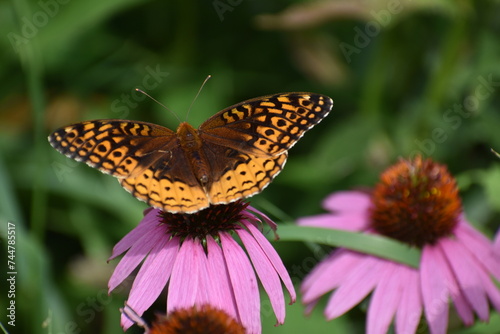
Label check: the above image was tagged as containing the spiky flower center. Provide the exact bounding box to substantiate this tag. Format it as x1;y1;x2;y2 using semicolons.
159;201;249;239
149;305;245;334
369;156;462;247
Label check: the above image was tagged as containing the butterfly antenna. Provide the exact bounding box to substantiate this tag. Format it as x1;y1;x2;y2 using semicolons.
185;75;211;121
135;88;181;123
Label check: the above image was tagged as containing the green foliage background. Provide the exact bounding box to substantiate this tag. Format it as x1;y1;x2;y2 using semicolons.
1;0;500;333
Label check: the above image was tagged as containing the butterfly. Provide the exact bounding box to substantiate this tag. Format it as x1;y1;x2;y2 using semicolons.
48;92;333;214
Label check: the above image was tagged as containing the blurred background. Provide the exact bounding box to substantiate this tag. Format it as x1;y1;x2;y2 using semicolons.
1;0;500;333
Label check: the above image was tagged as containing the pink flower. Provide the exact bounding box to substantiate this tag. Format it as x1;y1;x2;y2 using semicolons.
299;157;500;334
109;201;295;334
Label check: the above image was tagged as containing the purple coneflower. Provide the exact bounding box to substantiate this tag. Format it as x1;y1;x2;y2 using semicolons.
109;201;295;334
299;156;500;334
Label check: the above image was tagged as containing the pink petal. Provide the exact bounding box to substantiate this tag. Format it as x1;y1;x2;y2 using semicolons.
246;206;278;231
439;239;489;321
302;250;365;304
395;266;422;334
244;222;296;303
108;209;162;260
366;261;402;334
432;243;474;325
322;191;372;214
167;238;200;312
121;236;179;330
454;220;500;280
476;263;500;312
237;228;285;325
108;223;167;292
206;236;239;321
297;212;369;231
304;299;319;315
420;245;450;334
194;242;211;306
324;255;385;319
221;232;261;334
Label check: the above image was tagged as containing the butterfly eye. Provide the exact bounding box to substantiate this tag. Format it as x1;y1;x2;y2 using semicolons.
200;175;209;184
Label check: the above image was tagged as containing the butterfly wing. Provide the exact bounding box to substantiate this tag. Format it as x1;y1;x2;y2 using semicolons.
49;120;209;213
48;120;178;177
201;143;287;205
48;92;333;213
198;92;332;205
119;147;210;214
199;92;333;157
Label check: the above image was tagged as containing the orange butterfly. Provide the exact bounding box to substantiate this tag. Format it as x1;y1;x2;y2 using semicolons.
48;92;333;213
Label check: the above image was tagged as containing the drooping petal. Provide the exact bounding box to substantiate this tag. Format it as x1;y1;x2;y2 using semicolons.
121;235;179;330
109;208;161;260
246;206;278;231
108;223;167;292
395;266;422;334
366;261;401;334
324;255;385;319
167;238;200;312
322;191;372;214
420;245;450;334
221;232;261;334
302;250;365;304
454;220;500;280
475;262;500;312
237;227;285;325
433;242;474;325
206;236;239;321
439;239;489;321
243;222;296;303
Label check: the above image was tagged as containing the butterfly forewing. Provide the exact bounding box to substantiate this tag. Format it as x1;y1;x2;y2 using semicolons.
199;93;333;157
49;120;176;178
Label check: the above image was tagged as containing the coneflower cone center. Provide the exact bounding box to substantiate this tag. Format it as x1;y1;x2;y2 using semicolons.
159;201;249;239
149;305;245;334
369;157;461;248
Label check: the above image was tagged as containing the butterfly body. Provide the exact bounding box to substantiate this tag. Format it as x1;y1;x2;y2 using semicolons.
49;92;333;214
176;122;211;185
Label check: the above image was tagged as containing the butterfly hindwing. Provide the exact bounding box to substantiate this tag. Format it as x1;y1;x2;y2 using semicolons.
120;144;209;214
201;142;288;205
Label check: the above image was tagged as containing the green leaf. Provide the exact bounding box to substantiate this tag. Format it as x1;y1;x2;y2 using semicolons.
274;225;421;268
